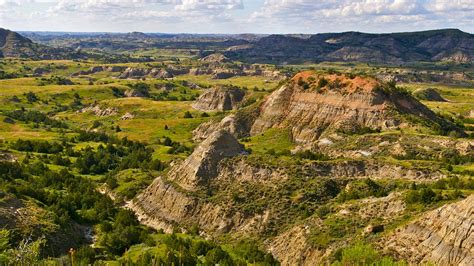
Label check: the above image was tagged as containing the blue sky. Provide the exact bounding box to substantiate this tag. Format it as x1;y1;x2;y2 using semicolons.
1;0;473;34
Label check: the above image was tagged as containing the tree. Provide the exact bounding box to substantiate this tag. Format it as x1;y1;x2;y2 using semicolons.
25;92;38;103
183;111;193;118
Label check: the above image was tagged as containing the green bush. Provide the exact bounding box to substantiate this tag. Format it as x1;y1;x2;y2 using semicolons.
332;242;405;266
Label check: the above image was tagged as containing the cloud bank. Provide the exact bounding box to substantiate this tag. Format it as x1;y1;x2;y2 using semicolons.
0;0;473;33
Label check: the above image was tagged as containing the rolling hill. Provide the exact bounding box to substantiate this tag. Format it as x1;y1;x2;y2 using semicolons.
226;29;474;64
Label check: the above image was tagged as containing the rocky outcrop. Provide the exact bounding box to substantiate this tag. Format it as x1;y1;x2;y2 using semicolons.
124;89;146;97
193;105;259;141
192;86;245;111
200;53;231;64
269;223;325;266
304;160;445;181
413;88;447;102
78;105;118;117
168;130;245;191
121;112;135;120
249;72;460;143
382;195;474;265
129;176;270;236
129;131;275;235
0;151;16;162
118;67;174;79
72;66;127;76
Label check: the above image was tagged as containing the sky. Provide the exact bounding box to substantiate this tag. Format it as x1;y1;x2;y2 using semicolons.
1;0;473;34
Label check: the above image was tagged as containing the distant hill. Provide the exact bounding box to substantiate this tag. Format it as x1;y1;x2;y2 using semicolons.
0;28;83;60
226;29;474;64
0;28;151;62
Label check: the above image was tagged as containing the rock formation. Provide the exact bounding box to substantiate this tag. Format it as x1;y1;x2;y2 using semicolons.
382;195;474;265
118;67;174;79
129;130;274;235
78;105;118;117
192;86;245;111
248;71;460;143
413;87;447;102
167;130;245;190
199;53;231;64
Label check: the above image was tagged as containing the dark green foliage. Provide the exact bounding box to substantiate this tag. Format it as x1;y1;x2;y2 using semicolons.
404;177;470;205
25;92;39;103
0;71;18;79
0;159;152;258
183;111;193;118
234;240;279;265
127;82;150;97
317;77;328;88
37;76;73;86
309;217;359;249
0;161;25;180
91;120;102;129
2;117;14;124
5;109;68;129
332;242;403;266
11;139;64;154
111;87;125;97
337;179;391;202
161;137;191;154
74;140;165;174
75;246;97;265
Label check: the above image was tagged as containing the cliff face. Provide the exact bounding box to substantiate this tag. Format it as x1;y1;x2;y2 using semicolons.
249;72;442;143
192;86;245;111
382;195;474;265
192;72;463;146
129;131;272;236
167;130;245;191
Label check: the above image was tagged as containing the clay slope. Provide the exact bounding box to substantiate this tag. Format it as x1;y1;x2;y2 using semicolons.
129;130;273;235
249;72;452;143
192;86;245;111
167;130;245;190
382;195;474;265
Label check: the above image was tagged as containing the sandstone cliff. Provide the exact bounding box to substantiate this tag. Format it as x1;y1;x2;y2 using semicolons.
129;131;274;236
167;130;245;191
250;72;449;143
192;86;245;112
194;72;462;145
382;195;474;265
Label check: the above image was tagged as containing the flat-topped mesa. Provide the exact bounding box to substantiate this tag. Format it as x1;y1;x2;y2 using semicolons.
192;86;246;111
250;71;448;143
168;130;245;191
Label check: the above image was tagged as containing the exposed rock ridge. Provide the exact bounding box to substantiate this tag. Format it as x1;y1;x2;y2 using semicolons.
247;72;463;143
129;175;271;235
168;130;245;191
193;104;260;141
382;195;474;265
192;86;245;111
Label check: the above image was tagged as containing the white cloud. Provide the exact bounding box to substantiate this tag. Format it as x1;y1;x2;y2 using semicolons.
0;0;473;33
250;0;474;33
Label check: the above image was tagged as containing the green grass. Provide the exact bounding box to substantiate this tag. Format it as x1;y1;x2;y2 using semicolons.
243;128;295;155
176;74;279;90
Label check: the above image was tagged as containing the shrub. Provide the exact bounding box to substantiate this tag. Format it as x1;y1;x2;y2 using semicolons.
183;111;193;118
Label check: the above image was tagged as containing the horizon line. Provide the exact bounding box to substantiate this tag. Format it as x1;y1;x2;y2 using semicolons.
10;28;473;36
